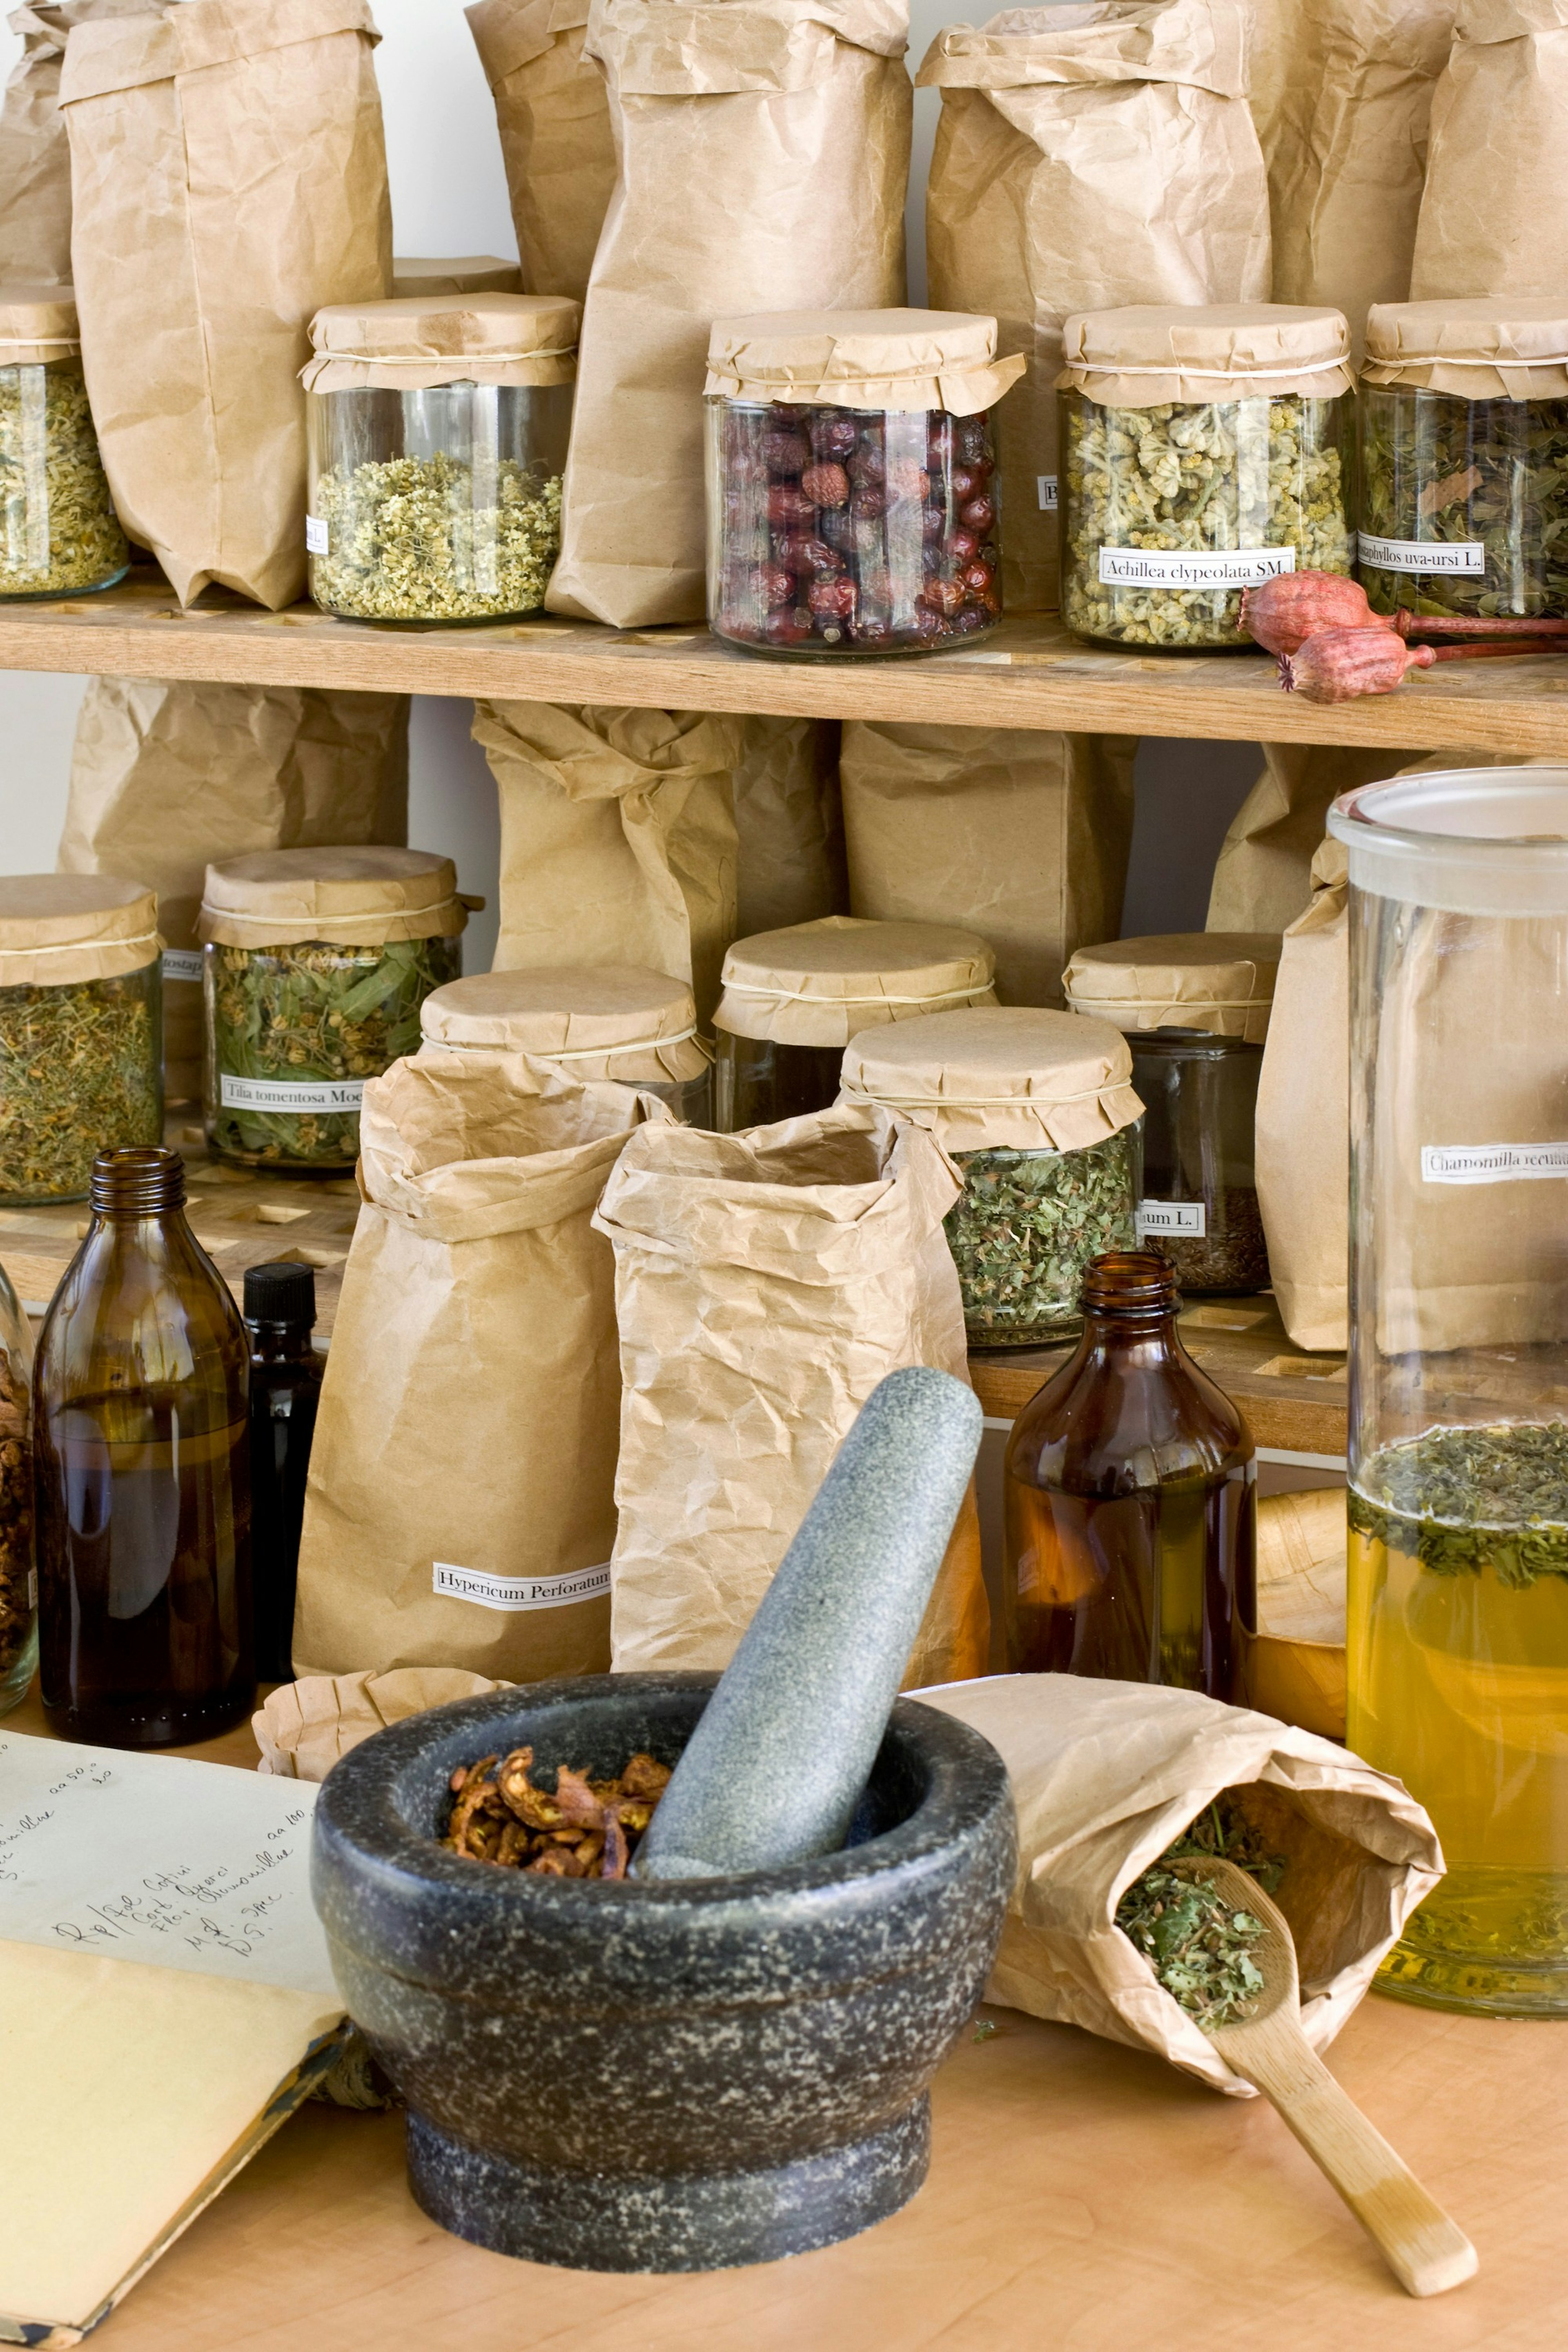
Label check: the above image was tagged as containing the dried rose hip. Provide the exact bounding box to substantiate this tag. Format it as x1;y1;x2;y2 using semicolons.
920;505;946;543
957;418;990;466
851;614;895;647
766;483;815;527
810;414;858;461
949;465;978;502
960;494;995;532
762;430;810;476
848;447;885;486
808;577;857;621
961;559;994;595
801;462;851;509
952;605;991;636
922;577;966;616
757;564;794;608
947;529;980;565
763;606;813;646
886;459;931;503
912;606;953;642
849;486;888;521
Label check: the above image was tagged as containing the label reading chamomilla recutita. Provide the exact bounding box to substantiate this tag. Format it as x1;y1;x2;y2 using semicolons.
1098;546;1296;590
218;1074;365;1115
1137;1198;1207;1238
433;1561;612;1613
1359;535;1485;577
1422;1142;1568;1184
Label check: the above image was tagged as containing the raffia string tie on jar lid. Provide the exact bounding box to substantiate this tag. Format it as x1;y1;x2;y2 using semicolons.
302;290;581;394
1062;933;1281;1045
420;964;710;1087
704;307;1025;416
839;1003;1142;1155
714;915;998;1050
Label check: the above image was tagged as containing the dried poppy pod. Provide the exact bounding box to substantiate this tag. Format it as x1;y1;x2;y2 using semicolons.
1241;569;1383;655
1278;626;1436;702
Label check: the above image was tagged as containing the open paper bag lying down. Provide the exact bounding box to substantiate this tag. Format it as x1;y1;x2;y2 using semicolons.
917;1675;1441;2096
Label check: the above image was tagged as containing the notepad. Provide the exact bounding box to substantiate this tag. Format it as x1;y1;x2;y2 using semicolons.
0;1728;347;2348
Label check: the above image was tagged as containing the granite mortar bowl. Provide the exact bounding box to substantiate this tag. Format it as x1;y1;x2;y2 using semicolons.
312;1671;1016;2274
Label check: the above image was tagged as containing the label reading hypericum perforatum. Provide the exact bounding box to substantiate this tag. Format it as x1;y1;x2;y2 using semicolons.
1037;475;1058;512
1359;535;1485;577
219;1073;365;1115
432;1561;612;1613
161;949;203;985
1098;546;1296;589
1137;1198;1207;1238
305;515;330;555
1422;1142;1568;1185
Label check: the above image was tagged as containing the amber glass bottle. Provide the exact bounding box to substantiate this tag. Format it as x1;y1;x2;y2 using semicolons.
34;1146;254;1746
245;1261;322;1684
1002;1251;1254;1696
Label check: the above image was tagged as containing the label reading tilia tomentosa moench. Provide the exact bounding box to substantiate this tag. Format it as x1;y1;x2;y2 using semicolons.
1422;1142;1568;1185
1359;535;1485;577
432;1561;612;1613
1098;546;1296;590
218;1074;365;1114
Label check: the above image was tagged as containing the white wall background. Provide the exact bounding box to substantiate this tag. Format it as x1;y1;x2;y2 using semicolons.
0;0;1258;945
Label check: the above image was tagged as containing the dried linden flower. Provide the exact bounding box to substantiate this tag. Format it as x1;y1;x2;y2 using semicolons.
310;451;562;621
0;359;127;598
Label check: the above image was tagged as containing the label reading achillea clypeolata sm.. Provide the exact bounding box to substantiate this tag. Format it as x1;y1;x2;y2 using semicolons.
1098;547;1296;590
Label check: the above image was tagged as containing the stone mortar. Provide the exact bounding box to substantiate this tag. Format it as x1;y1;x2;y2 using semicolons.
312;1672;1016;2274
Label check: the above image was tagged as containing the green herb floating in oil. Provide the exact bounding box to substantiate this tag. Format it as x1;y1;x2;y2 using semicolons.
310;452;562;622
0;360;127;597
947;1127;1137;1345
210;934;461;1168
1349;1421;1568;1585
1116;1866;1268;2029
0;973;160;1201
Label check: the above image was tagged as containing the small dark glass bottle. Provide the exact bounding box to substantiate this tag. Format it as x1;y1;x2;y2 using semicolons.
34;1146;254;1746
245;1261;322;1684
1002;1250;1254;1697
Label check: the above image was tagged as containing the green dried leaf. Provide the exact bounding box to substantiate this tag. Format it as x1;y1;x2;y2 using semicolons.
0;972;160;1200
1360;388;1568;618
1116;1866;1268;2030
1349;1422;1568;1586
946;1128;1138;1345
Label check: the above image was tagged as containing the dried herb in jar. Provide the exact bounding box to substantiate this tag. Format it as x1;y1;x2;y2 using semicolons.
947;1127;1138;1345
1349;1421;1568;1585
443;1745;671;1878
310;452;562;621
1148;1187;1270;1295
0;972;160;1201
0;361;128;597
0;1348;32;1683
1359;391;1568;620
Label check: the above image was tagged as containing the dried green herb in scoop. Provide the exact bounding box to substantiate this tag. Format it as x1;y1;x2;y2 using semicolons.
1116;1866;1268;2029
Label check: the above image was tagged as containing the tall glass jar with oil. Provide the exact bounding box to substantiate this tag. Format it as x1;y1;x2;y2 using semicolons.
1330;767;1568;2015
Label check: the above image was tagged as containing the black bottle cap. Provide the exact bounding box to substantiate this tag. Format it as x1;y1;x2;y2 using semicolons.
244;1260;317;1328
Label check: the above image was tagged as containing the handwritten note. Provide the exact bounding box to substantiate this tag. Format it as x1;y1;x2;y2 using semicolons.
0;1731;336;1995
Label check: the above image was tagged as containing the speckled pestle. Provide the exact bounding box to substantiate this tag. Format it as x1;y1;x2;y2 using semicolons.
635;1366;983;1882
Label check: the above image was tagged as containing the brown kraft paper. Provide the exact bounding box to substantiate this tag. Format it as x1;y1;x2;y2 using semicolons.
917;1674;1441;2096
256;1668;512;1779
839;724;1136;1006
60;0;392;609
466;0;615;304
593;1102;991;1684
920;0;1270;613
545;0;912;626
1206;744;1427;934
734;718;847;936
1411;0;1568;300
474;700;743;1025
1254;834;1349;1351
57;680;409;1102
293;1052;670;1682
0;0;152;283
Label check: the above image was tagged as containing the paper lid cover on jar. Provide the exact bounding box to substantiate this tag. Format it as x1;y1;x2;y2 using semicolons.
198;847;474;949
1058;304;1354;408
840;1004;1143;1154
704;309;1026;416
1362;299;1568;401
1062;932;1281;1042
0;873;159;987
715;915;998;1047
301;292;580;393
0;283;79;365
391;256;524;297
420;964;710;1083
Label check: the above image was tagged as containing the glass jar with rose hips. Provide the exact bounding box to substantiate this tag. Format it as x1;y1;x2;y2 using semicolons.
703;308;1024;657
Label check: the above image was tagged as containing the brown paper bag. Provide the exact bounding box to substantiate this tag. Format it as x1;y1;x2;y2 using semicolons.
1254;835;1349;1351
839;724;1136;1006
593;1102;991;1683
255;1668;511;1779
474;700;743;1024
0;0;151;283
466;0;615;303
1206;744;1425;934
917;1674;1441;2096
1411;0;1568;300
292;1052;669;1682
545;0;912;626
56;679;409;1102
1244;0;1457;349
920;0;1270;613
734;718;846;937
60;0;392;609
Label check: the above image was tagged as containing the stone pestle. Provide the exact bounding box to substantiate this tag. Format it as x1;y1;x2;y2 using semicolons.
635;1365;984;1882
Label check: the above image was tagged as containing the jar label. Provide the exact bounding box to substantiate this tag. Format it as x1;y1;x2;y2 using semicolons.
1137;1198;1207;1238
1359;534;1485;576
432;1560;612;1612
161;948;203;985
1422;1141;1568;1184
219;1072;365;1114
1037;475;1058;512
1097;546;1296;590
26;1568;36;1611
305;514;329;555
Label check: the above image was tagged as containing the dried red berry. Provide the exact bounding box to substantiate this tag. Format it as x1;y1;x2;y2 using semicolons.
1278;626;1435;703
810;415;858;461
961;559;993;595
960;494;995;532
762;606;812;647
912;606;953;642
808;577;857;620
947;529;980;565
949;465;978;502
756;564;794;609
851;615;895;646
1242;569;1380;655
922;577;966;616
952;605;991;636
957;418;991;466
886;459;931;503
849;487;888;521
766;483;815;527
801;462;851;509
848;447;885;486
762;431;810;476
921;506;946;543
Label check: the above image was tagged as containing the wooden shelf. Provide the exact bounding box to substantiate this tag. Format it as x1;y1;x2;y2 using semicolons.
7;575;1568;747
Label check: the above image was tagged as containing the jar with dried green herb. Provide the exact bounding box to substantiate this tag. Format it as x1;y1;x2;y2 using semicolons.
0;1253;35;1715
0;285;127;600
1359;301;1568;619
0;875;162;1205
303;292;577;625
200;848;470;1172
1059;305;1355;650
839;1004;1143;1347
420;964;715;1126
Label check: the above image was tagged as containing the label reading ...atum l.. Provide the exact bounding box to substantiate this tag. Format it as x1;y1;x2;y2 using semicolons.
1359;535;1485;577
1422;1142;1568;1185
1137;1198;1207;1238
1098;546;1296;590
432;1561;612;1613
218;1074;365;1115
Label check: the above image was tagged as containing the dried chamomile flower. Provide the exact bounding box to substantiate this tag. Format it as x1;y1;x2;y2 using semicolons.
310;452;562;621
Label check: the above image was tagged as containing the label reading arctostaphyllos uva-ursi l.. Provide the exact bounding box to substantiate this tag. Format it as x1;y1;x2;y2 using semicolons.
219;1074;365;1115
1137;1198;1207;1238
161;949;203;985
1359;535;1485;577
1098;547;1296;590
432;1561;612;1613
1422;1142;1568;1184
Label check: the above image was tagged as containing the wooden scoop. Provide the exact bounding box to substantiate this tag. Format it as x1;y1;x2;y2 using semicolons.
1173;1858;1477;2298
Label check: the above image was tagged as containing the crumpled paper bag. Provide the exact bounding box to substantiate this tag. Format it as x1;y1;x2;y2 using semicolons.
1412;0;1568;301
255;1667;511;1779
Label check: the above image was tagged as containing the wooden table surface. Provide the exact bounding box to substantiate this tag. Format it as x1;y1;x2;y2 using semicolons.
8;1687;1563;2350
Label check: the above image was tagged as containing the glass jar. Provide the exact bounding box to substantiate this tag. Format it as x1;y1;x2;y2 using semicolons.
1003;1251;1254;1694
0;876;163;1205
419;964;714;1127
303;293;579;625
0;287;127;600
839;1004;1143;1347
0;1253;35;1714
704;307;1023;657
713;915;997;1134
1059;304;1355;649
200;848;469;1173
1126;1032;1269;1295
1359;301;1568;620
1330;765;1568;2016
